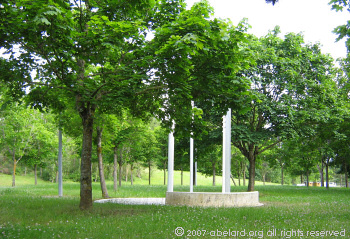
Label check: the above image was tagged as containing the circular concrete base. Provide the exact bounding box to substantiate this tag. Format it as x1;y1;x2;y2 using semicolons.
166;191;263;207
94;198;165;205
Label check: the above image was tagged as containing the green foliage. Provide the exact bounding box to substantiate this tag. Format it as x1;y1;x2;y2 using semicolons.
329;0;350;54
230;28;339;191
151;1;252;137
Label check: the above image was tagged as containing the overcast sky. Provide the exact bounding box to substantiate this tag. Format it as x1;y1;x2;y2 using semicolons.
185;0;349;60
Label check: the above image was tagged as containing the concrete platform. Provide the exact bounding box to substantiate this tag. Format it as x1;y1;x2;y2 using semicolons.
166;191;263;207
94;198;165;205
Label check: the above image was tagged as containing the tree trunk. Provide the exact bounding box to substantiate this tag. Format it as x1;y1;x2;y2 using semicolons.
247;153;256;192
212;162;216;186
243;161;246;186
148;161;151;185
262;174;266;185
12;153;16;187
118;161;122;187
238;162;241;186
131;164;134;185
125;165;128;182
345;161;348;188
79;110;94;210
281;163;284;186
181;166;183;186
24;167;27;176
34;164;37;185
97;126;109;198
230;174;237;186
306;171;309;187
163;161;166;186
113;146;118;191
317;162;324;187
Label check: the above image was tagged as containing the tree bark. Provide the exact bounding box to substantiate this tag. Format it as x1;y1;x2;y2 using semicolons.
247;152;256;192
118;161;122;187
230;174;237;186
97;126;109;198
238;162;241;186
113;146;118;191
163;161;166;185
34;164;37;185
281;163;284;186
148;161;151;185
262;174;266;185
345;161;348;188
243;161;246;186
212;162;216;186
181;166;183;186
131;164;134;185
79;109;94;210
317;161;324;187
12;151;16;187
125;165;128;182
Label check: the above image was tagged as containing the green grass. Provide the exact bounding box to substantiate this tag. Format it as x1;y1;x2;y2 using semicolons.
1;174;349;238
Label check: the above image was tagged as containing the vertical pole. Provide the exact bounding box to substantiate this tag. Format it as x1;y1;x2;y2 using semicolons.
222;108;231;193
194;161;197;186
167;123;175;192
58;129;63;197
190;137;194;192
190;101;194;192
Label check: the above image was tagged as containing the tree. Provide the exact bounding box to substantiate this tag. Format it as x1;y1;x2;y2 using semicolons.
22;111;57;185
0;0;186;209
232;28;338;191
151;0;252;138
330;0;350;54
0;104;36;187
140;128;160;185
95;125;109;198
174;137;190;186
154;126;168;185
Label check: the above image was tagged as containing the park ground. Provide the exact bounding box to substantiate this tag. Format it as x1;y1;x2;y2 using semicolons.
0;171;349;239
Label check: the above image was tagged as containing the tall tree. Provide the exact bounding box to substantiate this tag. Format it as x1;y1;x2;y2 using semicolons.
232;28;338;191
23;111;58;185
154;126;168;185
0;105;36;186
330;0;350;54
151;0;252;138
0;0;186;209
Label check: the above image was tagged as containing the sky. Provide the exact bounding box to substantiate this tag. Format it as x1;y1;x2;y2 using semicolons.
185;0;350;60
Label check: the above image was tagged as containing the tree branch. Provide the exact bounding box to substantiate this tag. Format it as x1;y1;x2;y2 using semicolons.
257;138;282;155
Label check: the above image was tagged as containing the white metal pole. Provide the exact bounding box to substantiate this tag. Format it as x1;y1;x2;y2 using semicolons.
222;112;226;193
190;101;194;192
167;123;175;192
222;108;231;193
58;129;63;197
190;137;194;192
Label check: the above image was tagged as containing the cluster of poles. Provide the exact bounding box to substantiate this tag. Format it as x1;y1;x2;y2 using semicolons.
56;108;232;197
167;108;232;193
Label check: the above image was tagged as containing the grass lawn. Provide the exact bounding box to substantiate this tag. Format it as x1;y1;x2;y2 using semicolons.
0;173;349;238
